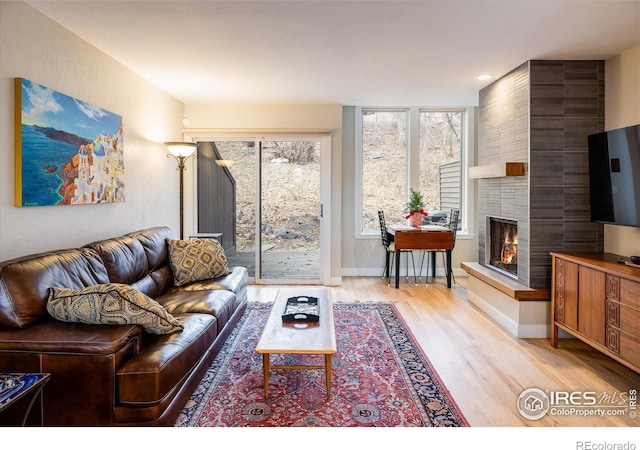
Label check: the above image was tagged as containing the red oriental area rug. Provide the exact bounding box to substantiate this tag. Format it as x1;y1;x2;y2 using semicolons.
175;302;468;427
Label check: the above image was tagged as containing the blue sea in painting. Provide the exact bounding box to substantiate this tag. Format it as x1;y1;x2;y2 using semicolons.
20;124;81;206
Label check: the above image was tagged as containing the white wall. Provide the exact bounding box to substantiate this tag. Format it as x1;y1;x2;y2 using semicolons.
604;45;640;257
0;2;185;260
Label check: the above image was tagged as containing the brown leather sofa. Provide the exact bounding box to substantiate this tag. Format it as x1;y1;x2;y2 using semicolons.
0;226;248;426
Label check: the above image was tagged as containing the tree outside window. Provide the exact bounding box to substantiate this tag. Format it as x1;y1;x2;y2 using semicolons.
361;109;408;231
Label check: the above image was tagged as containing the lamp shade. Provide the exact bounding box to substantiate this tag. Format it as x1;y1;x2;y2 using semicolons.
164;142;197;157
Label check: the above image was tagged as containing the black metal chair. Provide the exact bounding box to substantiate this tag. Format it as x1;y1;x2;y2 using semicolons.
378;210;417;286
419;208;460;284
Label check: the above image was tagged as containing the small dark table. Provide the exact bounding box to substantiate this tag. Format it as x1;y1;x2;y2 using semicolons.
0;373;50;426
386;224;455;288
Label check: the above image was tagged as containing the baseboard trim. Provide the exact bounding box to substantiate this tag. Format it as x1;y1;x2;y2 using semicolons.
342;267;468;278
467;285;550;339
467;290;521;337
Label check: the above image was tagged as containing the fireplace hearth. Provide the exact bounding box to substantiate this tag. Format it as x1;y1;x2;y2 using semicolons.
487;217;518;278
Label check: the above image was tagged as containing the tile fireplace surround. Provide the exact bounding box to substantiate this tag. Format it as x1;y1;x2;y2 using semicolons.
465;60;605;338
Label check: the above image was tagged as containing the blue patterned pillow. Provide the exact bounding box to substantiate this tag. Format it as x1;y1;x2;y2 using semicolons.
47;284;183;335
166;238;230;287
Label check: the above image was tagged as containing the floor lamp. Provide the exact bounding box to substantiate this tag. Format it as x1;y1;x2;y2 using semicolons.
165;142;197;240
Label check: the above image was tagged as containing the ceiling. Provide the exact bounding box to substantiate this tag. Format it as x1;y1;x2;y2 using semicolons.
26;0;640;106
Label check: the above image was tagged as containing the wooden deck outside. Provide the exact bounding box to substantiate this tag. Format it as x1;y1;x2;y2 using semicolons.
226;248;320;280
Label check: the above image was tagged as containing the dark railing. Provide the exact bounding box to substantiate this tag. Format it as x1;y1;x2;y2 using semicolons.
197;142;236;251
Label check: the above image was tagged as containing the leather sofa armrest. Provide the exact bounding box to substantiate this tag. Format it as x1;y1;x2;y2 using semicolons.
0;320;142;356
0;321;142;426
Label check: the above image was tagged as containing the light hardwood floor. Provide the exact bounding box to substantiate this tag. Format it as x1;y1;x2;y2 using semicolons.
248;276;640;427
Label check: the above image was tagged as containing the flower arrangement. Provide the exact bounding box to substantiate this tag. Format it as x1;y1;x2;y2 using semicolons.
404;188;428;218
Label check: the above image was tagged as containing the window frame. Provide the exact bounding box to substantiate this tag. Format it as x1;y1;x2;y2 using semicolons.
354;106;475;239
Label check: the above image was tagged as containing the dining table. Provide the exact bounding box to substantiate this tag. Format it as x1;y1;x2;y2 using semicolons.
386;224;455;289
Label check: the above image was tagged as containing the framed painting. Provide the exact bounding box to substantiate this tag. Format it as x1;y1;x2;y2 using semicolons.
14;78;125;207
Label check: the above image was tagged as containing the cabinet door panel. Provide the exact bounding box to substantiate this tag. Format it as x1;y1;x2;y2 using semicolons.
619;331;640;369
620;279;640;310
578;266;606;345
619;304;640;338
554;258;579;329
553;258;565;323
562;261;579;329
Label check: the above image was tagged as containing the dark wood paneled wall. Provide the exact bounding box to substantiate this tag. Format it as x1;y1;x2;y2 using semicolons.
197;142;236;251
478;60;604;289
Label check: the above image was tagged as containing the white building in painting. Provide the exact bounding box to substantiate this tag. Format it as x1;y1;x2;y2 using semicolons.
71;128;125;204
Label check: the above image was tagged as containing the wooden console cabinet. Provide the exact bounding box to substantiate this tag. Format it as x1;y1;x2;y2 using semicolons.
551;252;640;374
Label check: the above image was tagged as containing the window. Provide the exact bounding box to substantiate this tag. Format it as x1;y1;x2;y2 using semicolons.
359;109;408;233
419;110;463;227
356;107;472;236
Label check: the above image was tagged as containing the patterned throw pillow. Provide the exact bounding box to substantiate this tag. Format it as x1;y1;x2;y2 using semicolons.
166;238;230;287
47;284;184;335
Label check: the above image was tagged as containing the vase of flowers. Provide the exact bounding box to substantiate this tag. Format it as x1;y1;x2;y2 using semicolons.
405;188;428;227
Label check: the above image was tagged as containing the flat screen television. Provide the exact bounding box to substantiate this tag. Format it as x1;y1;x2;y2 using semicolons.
587;124;640;228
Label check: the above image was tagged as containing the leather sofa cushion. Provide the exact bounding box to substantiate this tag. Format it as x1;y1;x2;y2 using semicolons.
170;266;248;302
126;227;174;272
0;248;110;328
116;313;216;405
157;289;236;335
126;227;176;297
87;227;176;299
87;235;149;285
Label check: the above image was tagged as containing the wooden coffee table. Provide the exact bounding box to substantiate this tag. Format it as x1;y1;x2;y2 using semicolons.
255;288;337;399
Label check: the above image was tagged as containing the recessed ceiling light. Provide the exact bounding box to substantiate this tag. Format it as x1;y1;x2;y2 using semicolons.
476;74;493;81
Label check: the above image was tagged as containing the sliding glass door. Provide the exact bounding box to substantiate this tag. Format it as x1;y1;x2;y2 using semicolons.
196;136;328;284
259;139;321;281
197;140;257;275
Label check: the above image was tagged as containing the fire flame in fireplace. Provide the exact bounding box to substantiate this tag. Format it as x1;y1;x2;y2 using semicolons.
501;230;518;264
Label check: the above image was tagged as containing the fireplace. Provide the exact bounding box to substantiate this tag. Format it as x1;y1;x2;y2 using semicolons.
487;217;518;278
